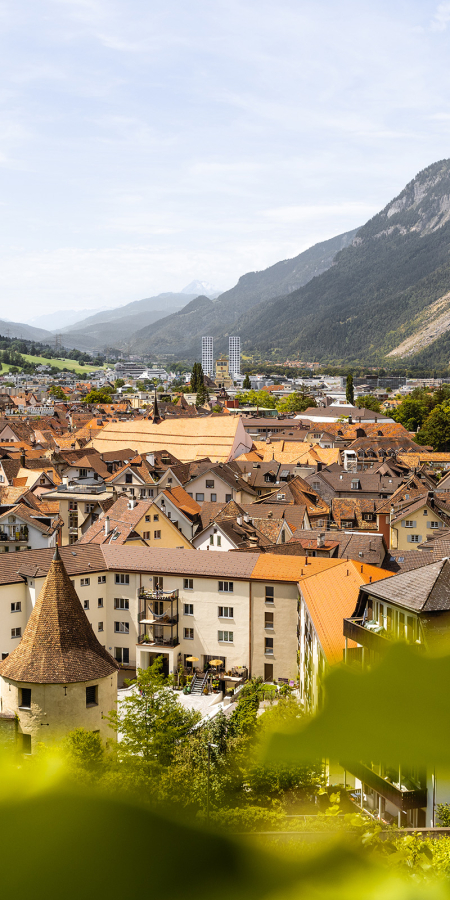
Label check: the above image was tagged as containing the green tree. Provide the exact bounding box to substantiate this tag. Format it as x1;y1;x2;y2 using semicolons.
416;403;450;450
275;393;317;414
392;396;429;432
190;362;204;392
114;378;125;389
106;658;200;765
235;390;276;409
346;373;354;405
196;381;210;407
243;372;251;389
355;394;381;413
49;385;67;400
83;389;114;404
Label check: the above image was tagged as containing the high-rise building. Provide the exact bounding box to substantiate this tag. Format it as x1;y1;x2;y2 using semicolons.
202;336;214;377
229;336;241;378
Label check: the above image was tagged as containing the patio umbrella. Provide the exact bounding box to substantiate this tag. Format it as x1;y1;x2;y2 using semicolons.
185;656;199;663
209;659;223;667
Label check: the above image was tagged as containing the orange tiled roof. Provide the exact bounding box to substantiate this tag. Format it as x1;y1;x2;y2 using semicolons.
300;560;393;664
251;554;341;583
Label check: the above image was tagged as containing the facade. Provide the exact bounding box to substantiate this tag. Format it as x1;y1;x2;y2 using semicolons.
201;336;214;377
228;336;241;378
215;356;234;389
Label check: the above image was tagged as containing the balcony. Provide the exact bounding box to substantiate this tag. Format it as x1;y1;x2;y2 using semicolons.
344;617;390;654
138;588;179;601
138;633;179;648
0;528;28;543
342;761;427;811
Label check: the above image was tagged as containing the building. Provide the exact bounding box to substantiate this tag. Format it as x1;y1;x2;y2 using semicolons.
215;356;234;390
229;336;241;378
0;546;118;752
202;336;214;377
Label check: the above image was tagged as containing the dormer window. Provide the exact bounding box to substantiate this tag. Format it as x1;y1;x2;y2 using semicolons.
351;480;360;490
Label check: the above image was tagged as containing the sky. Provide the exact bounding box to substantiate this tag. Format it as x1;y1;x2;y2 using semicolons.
2;0;450;321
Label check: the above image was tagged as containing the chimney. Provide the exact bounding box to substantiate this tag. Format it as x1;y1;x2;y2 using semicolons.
268;511;273;518
348;415;353;424
128;498;136;510
237;516;243;526
62;476;69;487
317;462;322;472
104;516;110;535
244;514;251;523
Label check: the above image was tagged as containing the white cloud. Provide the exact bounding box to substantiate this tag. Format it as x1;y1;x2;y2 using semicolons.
431;2;450;30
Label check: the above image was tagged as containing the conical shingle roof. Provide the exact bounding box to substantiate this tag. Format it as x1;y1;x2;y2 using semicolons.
0;546;119;684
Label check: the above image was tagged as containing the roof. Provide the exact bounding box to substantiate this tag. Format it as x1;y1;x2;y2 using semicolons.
162;486;201;518
300;560;393;664
91;417;252;463
251;554;341;583
360;558;450;611
101;545;260;578
0;547;118;684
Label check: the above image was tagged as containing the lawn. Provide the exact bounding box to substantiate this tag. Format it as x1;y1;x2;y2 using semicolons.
16;354;104;374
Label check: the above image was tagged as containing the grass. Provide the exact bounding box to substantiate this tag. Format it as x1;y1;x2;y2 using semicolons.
11;354;104;374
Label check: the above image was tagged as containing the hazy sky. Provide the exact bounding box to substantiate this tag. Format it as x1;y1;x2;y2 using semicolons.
2;0;450;319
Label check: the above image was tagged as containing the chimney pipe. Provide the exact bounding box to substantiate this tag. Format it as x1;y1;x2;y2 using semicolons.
104;516;110;535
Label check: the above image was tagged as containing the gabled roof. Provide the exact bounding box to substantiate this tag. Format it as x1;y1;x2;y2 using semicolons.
361;559;450;612
0;546;118;683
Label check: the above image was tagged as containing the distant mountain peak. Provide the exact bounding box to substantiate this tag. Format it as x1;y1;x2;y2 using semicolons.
181;280;220;298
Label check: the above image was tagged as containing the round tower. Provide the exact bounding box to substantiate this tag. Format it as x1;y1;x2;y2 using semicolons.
0;546;119;753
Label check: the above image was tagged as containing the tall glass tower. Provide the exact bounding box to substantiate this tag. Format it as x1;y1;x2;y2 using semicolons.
229;336;241;378
201;336;214;377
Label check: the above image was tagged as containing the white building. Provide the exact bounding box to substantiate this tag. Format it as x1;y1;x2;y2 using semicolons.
229;336;241;378
202;336;214;377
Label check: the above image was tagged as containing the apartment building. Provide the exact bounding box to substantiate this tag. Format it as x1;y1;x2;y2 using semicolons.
0;546;344;686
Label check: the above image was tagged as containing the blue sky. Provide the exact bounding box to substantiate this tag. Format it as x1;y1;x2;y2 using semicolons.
2;0;450;318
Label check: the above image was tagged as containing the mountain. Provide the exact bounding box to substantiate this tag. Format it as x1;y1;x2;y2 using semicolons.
126;229;359;358
29;307;113;331
181;280;221;298
0;320;53;343
233;159;450;365
58;292;195;352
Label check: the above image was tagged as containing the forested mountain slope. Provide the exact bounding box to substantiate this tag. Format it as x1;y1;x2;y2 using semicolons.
127;229;358;357
235;159;450;364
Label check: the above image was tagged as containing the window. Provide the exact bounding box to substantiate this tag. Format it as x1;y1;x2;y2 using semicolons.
410;535;420;543
351;480;360;490
218;606;233;618
98;575;106;584
217;536;222;547
125;473;133;484
11;602;21;612
85;503;95;513
154;530;161;540
98;598;103;607
115;574;129;584
265;586;274;603
22;734;31;755
153;576;163;590
83;600;89;610
145;515;151;522
184;627;194;640
210;493;217;502
86;685;98;706
183;578;193;590
218;630;233;642
11;627;21;638
79;468;88;478
80;578;90;586
277;493;286;501
69;501;78;511
430;521;440;528
218;581;233;592
265;611;274;629
184;604;194;616
206;480;214;489
114;647;129;664
143;531;151;539
98;622;103;632
423;509;428;516
195;493;204;502
114;598;129;609
154;600;164;615
114;622;129;633
209;534;214;545
312;481;320;489
20;688;31;708
405;520;414;528
265;637;274;654
225;494;232;502
153;514;159;521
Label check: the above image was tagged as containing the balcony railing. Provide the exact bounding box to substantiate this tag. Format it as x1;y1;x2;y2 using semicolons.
344;617;391;653
342;761;427;811
138;588;179;600
138;633;179;648
0;529;28;542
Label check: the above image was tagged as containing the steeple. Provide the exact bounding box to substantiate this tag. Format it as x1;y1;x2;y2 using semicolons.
151;385;163;424
0;551;119;684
